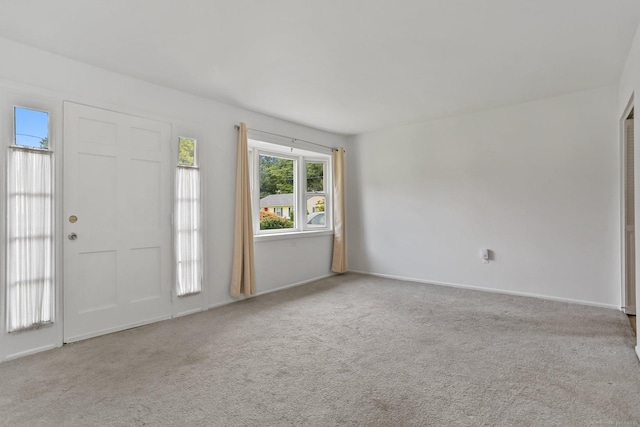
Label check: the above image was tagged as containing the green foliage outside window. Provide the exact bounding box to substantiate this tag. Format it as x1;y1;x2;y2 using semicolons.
259;156;324;198
259;155;293;198
179;137;196;166
306;162;324;192
260;210;293;229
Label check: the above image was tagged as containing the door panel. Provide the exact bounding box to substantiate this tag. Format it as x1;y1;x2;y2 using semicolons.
63;102;172;342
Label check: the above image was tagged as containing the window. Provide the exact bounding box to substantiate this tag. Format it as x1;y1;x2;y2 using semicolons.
258;153;295;230
175;137;201;296
15;107;49;149
249;138;331;235
305;161;327;228
6;107;54;332
178;136;196;167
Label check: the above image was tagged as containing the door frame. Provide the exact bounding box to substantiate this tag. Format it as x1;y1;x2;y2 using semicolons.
62;101;176;342
61;102;209;341
621;94;636;314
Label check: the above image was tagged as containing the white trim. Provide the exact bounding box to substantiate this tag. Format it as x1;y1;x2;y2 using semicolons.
620;93;635;314
5;343;61;362
248;134;332;156
172;307;204;318
635;345;640;362
350;270;621;310
63;314;172;344
208;273;336;309
254;229;333;243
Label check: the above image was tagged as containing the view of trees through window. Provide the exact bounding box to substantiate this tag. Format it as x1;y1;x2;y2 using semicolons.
178;137;196;166
259;155;293;198
259;155;294;230
258;154;327;230
306;162;324;193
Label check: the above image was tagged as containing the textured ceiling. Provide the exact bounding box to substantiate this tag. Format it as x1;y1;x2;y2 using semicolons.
0;1;638;134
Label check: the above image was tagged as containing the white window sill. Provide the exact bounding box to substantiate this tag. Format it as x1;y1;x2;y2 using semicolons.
254;229;334;243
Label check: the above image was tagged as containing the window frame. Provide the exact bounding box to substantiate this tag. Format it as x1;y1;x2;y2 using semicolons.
249;138;333;239
13;106;51;151
304;159;328;229
174;135;202;298
252;149;299;235
177;136;198;168
6;104;55;333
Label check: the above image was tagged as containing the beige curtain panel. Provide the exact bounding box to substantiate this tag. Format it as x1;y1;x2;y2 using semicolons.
331;147;347;273
230;122;256;297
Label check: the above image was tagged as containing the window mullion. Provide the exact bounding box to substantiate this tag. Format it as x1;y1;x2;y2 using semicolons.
298;156;305;231
323;159;328;227
251;149;259;233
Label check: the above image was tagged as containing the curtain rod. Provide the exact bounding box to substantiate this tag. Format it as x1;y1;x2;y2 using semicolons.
234;125;339;151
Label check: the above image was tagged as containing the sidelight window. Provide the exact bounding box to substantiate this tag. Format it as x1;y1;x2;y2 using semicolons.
6;107;54;332
175;137;201;296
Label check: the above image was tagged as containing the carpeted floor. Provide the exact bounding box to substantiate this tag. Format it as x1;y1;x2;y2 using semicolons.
1;273;639;426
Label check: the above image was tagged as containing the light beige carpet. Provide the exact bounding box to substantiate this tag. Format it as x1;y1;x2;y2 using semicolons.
1;273;639;426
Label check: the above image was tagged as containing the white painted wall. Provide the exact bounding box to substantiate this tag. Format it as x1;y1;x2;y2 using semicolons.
618;21;640;359
0;37;345;361
347;86;621;308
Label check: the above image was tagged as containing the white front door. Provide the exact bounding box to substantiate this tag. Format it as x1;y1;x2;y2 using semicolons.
63;102;172;342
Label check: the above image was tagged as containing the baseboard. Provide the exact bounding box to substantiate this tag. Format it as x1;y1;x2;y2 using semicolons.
349;270;620;310
64;314;173;343
208;273;336;310
172;307;205;318
255;273;337;297
5;343;61;362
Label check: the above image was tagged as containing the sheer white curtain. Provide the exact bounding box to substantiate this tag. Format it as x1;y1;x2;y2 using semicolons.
7;148;54;332
175;166;201;296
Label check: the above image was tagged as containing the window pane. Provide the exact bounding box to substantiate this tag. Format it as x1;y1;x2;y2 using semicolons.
178;137;196;166
307;161;324;192
306;195;326;227
15;107;49;149
259;155;295;230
